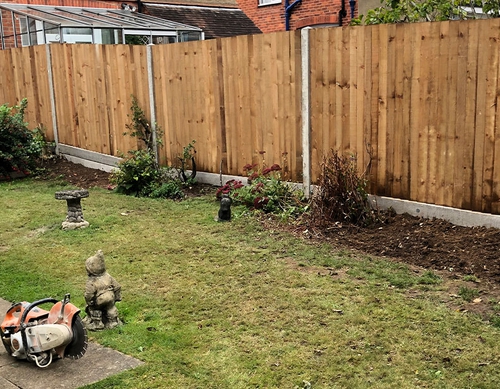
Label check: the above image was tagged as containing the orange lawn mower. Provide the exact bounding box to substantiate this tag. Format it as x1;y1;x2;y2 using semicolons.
0;294;88;368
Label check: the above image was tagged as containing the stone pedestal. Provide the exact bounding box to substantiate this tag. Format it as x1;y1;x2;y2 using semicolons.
55;189;90;230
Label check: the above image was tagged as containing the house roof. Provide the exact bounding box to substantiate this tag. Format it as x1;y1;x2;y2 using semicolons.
0;3;201;32
141;0;239;8
144;3;261;39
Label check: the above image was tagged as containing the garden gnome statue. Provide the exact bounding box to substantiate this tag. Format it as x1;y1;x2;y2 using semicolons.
216;194;232;221
83;250;122;331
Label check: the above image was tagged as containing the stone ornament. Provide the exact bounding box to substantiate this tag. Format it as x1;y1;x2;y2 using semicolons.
83;250;122;331
55;189;90;230
215;194;232;222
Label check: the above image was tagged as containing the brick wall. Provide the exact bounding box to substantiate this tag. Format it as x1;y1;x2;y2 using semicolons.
236;0;357;33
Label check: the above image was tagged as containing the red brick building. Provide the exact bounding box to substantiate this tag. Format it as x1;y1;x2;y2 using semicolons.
236;0;358;33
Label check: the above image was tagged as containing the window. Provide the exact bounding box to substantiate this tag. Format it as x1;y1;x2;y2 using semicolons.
258;0;281;6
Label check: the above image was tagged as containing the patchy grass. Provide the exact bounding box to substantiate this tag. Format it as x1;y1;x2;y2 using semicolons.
2;178;500;388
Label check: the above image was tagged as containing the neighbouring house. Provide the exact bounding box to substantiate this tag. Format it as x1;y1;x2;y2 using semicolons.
236;0;358;33
0;0;203;49
141;0;261;39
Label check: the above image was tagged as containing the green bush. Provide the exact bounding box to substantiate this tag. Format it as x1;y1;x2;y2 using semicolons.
110;150;161;196
217;162;306;218
149;181;184;200
0;99;43;178
110;150;184;199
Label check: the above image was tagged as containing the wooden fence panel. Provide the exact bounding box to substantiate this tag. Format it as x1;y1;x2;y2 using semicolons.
4;19;500;214
220;32;301;180
0;46;51;137
308;19;500;213
0;49;15;106
50;44;77;147
152;39;222;173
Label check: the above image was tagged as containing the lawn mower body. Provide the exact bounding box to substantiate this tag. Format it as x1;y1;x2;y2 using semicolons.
0;294;88;368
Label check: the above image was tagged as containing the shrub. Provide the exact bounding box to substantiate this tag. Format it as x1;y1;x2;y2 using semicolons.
110;150;161;196
217;159;306;218
0;99;43;178
149;181;184;200
111;96;189;200
177;140;197;184
309;150;377;227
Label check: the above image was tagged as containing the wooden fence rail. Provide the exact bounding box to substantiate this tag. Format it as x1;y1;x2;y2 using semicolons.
1;18;500;214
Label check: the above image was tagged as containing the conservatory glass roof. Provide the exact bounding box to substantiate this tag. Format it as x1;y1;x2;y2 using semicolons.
0;4;202;48
0;4;202;32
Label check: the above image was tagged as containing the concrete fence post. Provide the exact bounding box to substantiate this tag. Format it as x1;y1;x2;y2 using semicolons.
301;27;312;198
45;44;59;154
147;44;159;164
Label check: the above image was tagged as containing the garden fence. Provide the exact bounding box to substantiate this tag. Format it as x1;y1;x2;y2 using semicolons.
1;18;500;213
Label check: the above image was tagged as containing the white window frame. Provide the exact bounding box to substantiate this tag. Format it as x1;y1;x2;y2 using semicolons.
258;0;281;6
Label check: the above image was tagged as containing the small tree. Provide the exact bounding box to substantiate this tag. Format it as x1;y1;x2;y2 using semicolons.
110;96;186;199
353;0;499;25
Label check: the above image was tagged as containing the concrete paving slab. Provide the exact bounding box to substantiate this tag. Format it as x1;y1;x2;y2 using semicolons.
0;376;18;389
0;298;143;389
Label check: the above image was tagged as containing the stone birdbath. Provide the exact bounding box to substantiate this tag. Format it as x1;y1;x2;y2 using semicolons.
55;189;90;230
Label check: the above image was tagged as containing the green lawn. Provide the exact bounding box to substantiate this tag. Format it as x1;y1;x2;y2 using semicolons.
1;178;499;388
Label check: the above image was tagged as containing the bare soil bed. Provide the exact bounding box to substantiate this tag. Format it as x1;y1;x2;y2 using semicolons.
39;157;500;320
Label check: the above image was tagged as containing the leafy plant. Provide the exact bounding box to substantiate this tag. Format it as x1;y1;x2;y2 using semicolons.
0;99;44;179
110;150;161;196
149;181;184;200
111;96;183;199
177;140;196;184
124;95;162;153
217;153;306;218
309;150;378;227
216;179;244;199
352;0;499;25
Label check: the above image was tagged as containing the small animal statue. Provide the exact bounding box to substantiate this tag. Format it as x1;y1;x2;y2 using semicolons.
83;250;122;331
217;194;232;221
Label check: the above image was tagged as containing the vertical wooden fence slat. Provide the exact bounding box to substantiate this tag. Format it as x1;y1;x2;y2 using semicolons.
152;43;171;166
32;45;53;140
444;21;459;207
0;50;15;106
400;23;413;199
426;22;441;205
221;36;239;173
340;26;351;155
491;21;500;214
377;24;389;196
238;35;253;170
369;25;380;193
362;26;373;181
463;21;480;210
417;23;431;203
473;21;489;211
333;28;343;153
354;26;366;174
309;28;321;181
453;22;469;209
51;45;77;147
480;19;500;212
434;22;449;206
385;23;397;197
